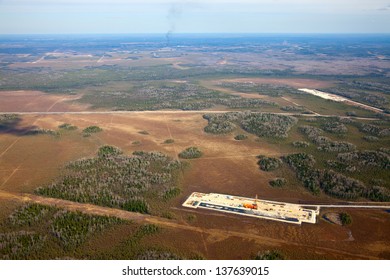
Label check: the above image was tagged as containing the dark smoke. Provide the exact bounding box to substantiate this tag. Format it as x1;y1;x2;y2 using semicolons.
166;3;183;46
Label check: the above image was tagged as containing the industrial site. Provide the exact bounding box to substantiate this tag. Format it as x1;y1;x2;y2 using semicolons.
183;192;318;225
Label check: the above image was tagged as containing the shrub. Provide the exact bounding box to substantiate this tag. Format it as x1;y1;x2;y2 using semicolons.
36;150;182;213
363;135;379;142
137;249;180;260
26;128;59;137
317;141;356;152
203;112;297;138
269;178;287;188
122;199;150;214
136;224;161;237
0;231;46;260
82;126;102;133
339;212;352;226
58;123;77;130
257;156;282;171
234;134;248;140
280;105;304;112
163;139;174;144
337;150;390;169
299;125;355;152
97;145;123;158
322;121;348;134
282;153;320;195
292;141;310;148
358;123;390;137
51;211;122;250
8;204;52;227
254;250;285;260
178;147;202;159
365;186;390;202
162;187;181;200
241;113;297;139
319;170;366;200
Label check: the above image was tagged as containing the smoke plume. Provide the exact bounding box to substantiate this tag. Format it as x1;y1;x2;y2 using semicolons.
166;3;183;46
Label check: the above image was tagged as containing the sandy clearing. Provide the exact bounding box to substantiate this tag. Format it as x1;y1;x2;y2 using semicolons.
298;88;384;113
298;88;349;102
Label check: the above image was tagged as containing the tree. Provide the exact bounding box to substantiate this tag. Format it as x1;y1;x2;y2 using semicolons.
339;212;352;226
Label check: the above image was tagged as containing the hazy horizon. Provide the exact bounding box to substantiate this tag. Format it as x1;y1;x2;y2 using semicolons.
1;0;389;34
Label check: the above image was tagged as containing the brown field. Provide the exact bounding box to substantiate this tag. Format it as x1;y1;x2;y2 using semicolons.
0;90;90;112
1;111;389;259
8;52;198;70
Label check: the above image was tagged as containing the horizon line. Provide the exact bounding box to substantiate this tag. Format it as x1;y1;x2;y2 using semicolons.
1;32;390;36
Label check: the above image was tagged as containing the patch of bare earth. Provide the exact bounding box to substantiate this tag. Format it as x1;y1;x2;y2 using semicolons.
0;91;90;112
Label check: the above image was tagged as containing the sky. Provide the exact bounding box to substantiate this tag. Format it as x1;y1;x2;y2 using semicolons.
0;0;389;34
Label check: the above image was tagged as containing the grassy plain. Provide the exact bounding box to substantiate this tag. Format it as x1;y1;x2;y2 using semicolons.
0;35;389;259
0;110;389;259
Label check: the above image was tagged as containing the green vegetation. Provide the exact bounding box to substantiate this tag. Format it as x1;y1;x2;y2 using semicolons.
178;147;203;159
339;212;352;226
321;121;348;134
299;125;355;152
282;153;320;195
51;211;122;250
241;113;297;138
187;214;196;222
0;114;19;122
218;82;301;97
325;81;390;110
1;203;126;259
254;250;285;260
203;112;297;138
269;178;287;188
36;147;183;214
337;150;389;169
137;249;181;260
257;155;282;171
203;113;237;134
162;187;181;200
363;136;379;142
292;141;310;148
135;224;161;238
282;153;390;201
78;81;278;111
0;231;46;260
8;204;53;227
280;105;305;112
26;128;59;137
163;139;175;144
234;134;248;140
58;123;78;130
97;145;123;158
358;123;390;137
82;126;103;134
122;199;150;214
